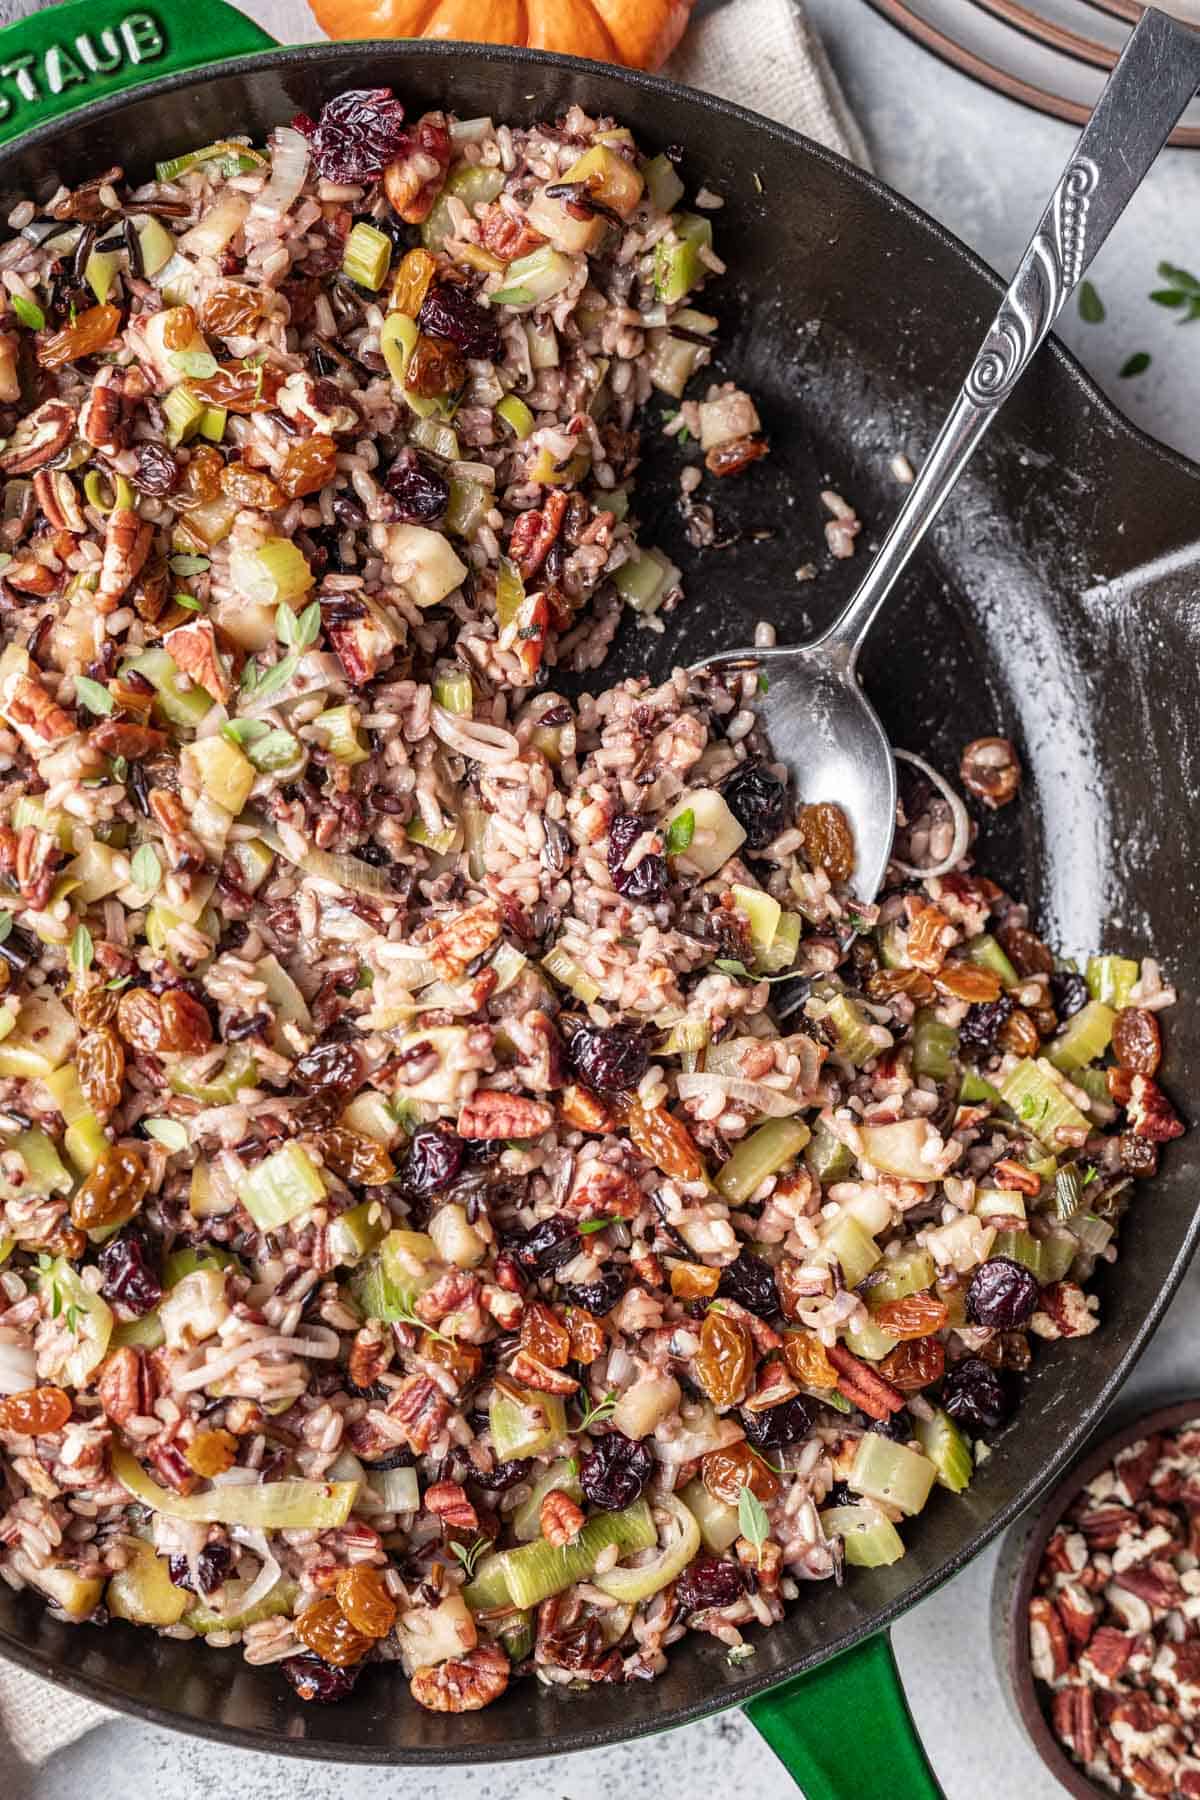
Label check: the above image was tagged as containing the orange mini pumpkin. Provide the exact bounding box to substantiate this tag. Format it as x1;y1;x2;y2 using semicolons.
307;0;696;72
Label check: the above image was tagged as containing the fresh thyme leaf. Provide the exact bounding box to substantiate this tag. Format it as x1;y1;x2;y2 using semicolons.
169;554;210;578
757;672;770;694
664;808;695;855
1119;352;1151;379
69;923;94;976
0;912;12;945
249;652;298;700
1157;260;1200;293
65;1302;80;1334
173;591;202;611
222;718;271;746
130;844;162;896
11;293;44;331
74;676;114;717
105;974;134;991
576;1389;617;1434
713;957;794;984
1150;289;1187;309
1077;280;1104;324
448;1536;489;1578
737;1483;770;1569
578;1217;618;1235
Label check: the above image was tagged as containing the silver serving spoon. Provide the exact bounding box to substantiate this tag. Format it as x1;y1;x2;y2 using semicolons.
698;5;1200;900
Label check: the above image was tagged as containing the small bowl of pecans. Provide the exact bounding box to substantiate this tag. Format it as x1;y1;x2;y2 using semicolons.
997;1399;1200;1800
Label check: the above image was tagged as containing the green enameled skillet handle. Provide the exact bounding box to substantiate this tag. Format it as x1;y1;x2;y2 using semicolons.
745;1632;944;1797
0;12;938;1792
0;0;277;150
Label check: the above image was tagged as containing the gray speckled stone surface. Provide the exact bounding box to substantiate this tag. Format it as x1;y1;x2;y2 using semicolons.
19;6;1200;1795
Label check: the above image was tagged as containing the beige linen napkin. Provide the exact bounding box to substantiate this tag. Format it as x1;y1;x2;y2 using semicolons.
0;0;865;1764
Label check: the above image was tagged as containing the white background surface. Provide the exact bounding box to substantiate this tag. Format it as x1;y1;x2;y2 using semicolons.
16;2;1200;1794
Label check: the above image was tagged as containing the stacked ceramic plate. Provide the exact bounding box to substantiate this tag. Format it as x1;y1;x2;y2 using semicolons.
862;0;1200;145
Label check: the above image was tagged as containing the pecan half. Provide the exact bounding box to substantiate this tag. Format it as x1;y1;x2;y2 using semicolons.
96;1346;156;1427
385;1374;449;1454
347;1322;391;1391
1126;1075;1184;1143
31;469;85;533
540;1488;585;1548
0;399;75;474
1056;1581;1099;1650
508;1347;578;1395
959;736;1020;808
1028;1594;1071;1682
1052;1686;1097;1764
424;1481;478;1534
96;506;153;614
559;1084;618;1133
456;1090;554;1141
409;1643;509;1713
427;897;502;981
824;1345;905;1420
508;489;568;584
163;618;233;705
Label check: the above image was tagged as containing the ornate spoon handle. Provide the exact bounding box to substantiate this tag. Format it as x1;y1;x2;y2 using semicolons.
816;5;1200;668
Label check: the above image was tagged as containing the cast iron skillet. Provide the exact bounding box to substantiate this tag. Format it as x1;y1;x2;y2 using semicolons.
0;0;1196;1786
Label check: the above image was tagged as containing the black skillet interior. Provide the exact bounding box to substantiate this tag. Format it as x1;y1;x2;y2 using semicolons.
1;42;1198;1764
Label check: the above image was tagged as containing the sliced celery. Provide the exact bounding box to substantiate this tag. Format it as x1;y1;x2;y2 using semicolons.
821;1213;882;1289
542;944;600;1005
123;647;212;730
421;163;506;252
820;1503;905;1568
498;1500;656;1611
912;1009;958;1081
184;1576;298;1634
198;403;227;443
844;1313;900;1363
959;1069;1003;1107
865;1247;936;1309
163;1245;240;1287
111;1310;165;1350
113;1446;357;1529
716;1118;811;1205
445;475;490;539
489;1384;568;1461
1086;953;1138;1010
163;384;205;446
1046;999;1115;1074
612;546;677;615
328;1198;387;1268
432;671;473;715
643;152;685;213
758;910;802;975
849;1434;937;1516
342;221;392;290
730;883;782;962
491;245;575;307
0;1129;71;1201
1039;1233;1079;1284
237;1141;325;1232
990;1230;1042;1277
804;1121;854;1186
965;934;1019;987
653;213;713;303
914;1409;973;1493
311;704;370;765
106;1541;188;1627
409;416;460;460
137;216;176;278
496;393;535;439
462;1552;513;1614
824;992;878;1067
999;1059;1089;1142
350;1228;437;1321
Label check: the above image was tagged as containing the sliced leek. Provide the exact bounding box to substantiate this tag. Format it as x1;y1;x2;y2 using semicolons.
113;1446;357;1528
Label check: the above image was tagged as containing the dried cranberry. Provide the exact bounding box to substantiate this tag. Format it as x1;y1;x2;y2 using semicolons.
280;1653;362;1704
560;1265;628;1315
167;1541;232;1596
865;1406;914;1443
97;1228;162;1316
965;1256;1040;1329
469;1456;533;1492
720;763;789;850
579;1429;653;1510
397;1125;466;1200
941;1356;1016;1433
1050;971;1089;1021
293;1040;363;1097
717;1252;779;1319
675;1553;747;1613
384;447;449;524
607;813;667;904
417;282;501;361
563;1022;648;1095
508;1214;580;1275
294;89;407;183
957;994;1014;1058
741;1395;812;1450
131;442;180;497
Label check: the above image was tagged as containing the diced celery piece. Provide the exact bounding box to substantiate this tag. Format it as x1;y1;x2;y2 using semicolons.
496;393;535;439
498;1500;656;1611
85;248;121;306
0;1129;71;1201
237;1141;325;1232
959;1069;1003;1106
1039;1233;1079;1284
990;1229;1042;1277
0;993;75;1078
527;444;589;487
111;1310;165;1350
966;933;1019;987
758;910;802;975
1086;954;1138;1010
859;1118;940;1181
445;475;489;539
821;1213;881;1289
825;992;878;1067
999;1059;1089;1142
653;213;713;303
235;538;313;606
342;221;392;290
44;1063;91;1128
489;1385;568;1462
462;1553;513;1614
1046;999;1115;1074
432;671;473;715
407;815;461;856
1070;1212;1114;1256
13;796;72;850
716;1118;811;1205
865;1248;936;1309
64;1113;108;1176
912;1009;958;1081
542;944;600;1005
679;1477;741;1552
820;1503;905;1567
849;1433;937;1516
123;647;212;730
182;735;255;815
731;883;781;962
198;404;227;442
168;1044;256;1105
512;1458;583;1542
915;1409;973;1492
563;144;644;216
612;546;677;615
975;1187;1027;1224
421;163;506;252
643;152;685;214
350;1228;437;1322
845;1313;900;1363
311;704;370;765
327;1199;388;1268
409;416;460;460
163;384;205;447
804;1120;854;1185
163;1244;240;1287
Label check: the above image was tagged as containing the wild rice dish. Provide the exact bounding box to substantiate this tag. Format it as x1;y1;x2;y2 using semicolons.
0;88;1182;1715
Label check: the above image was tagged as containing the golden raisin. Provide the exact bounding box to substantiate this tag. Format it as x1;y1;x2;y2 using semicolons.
617;1096;706;1184
520;1300;570;1369
158;989;214;1054
390;247;437;318
77;1026;125;1119
906;903;953;974
866;968;935;1004
117;987;163;1053
670;1262;721;1300
564;1306;606;1364
219;461;284;510
934;963;1002;1004
72;983;118;1031
36;303;120;369
695;1308;754;1409
185;1428;237;1477
277;434;337;499
405;332;464;398
201;281;268;338
418;1331;482;1387
1112;1007;1162;1076
160;304;200;352
335;1564;397;1639
70;1144;149;1231
0;1385;71;1435
559;1083;618;1134
175;445;224;510
190;362;283;414
294;1594;372;1666
798;802;854;884
701;1440;780;1506
999;1008;1041;1057
870;1291;949;1341
781;1330;838;1390
878;1336;945;1392
314;1129;394;1186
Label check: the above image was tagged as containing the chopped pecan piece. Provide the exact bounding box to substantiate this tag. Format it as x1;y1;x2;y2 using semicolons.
0;398;75;474
163;618;233;705
1126;1075;1184;1143
427;898;502;981
1028;1594;1071;1682
409;1643;509;1713
386;1374;449;1454
424;1481;478;1533
824;1345;905;1420
565;1161;644;1221
1081;1625;1136;1686
1032;1281;1098;1341
96;1346;156;1427
559;1083;618;1134
508;1348;578;1395
457;1090;554;1141
5;669;77;751
507;489;569;584
540;1488;585;1547
959;736;1021;808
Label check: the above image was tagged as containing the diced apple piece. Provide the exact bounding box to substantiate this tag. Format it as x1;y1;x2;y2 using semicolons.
664;787;746;878
381;525;468;610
